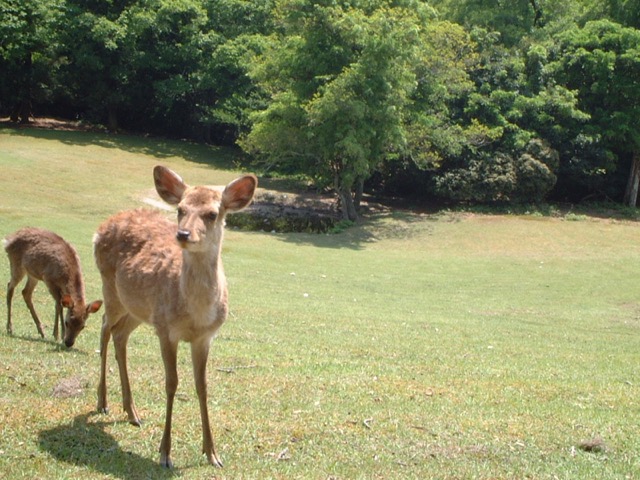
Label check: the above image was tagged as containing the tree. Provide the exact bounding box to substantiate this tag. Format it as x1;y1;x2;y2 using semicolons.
55;0;138;130
195;0;275;143
402;21;479;170
52;0;274;140
0;0;61;122
413;26;587;204
550;20;640;205
123;0;216;137
581;0;640;29
241;1;428;220
431;0;545;47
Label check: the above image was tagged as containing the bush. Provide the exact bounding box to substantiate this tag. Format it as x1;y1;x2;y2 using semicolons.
434;139;558;203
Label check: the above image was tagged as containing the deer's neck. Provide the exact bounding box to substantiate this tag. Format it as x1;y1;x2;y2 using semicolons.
180;248;226;305
67;270;86;304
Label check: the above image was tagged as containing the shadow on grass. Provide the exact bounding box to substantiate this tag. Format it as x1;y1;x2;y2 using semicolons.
279;231;370;250
262;210;436;250
1;124;241;171
38;413;175;479
237;227;369;251
10;333;90;355
2;122;316;192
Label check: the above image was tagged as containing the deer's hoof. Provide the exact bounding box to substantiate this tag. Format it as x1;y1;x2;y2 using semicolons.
159;453;173;469
206;451;223;468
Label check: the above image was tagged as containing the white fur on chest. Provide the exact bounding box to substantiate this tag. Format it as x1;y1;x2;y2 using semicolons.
167;258;228;343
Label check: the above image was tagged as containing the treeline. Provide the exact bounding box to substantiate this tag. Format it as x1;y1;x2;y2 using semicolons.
1;0;639;218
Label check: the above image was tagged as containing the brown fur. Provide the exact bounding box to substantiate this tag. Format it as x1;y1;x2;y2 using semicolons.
4;227;102;346
93;165;257;468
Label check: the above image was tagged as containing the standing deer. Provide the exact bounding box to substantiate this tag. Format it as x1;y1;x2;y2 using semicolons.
4;227;103;347
93;165;257;468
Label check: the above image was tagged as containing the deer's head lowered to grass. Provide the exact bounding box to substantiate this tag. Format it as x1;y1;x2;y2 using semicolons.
4;227;102;347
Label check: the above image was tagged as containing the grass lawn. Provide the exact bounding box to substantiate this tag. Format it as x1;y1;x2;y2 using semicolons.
0;125;639;479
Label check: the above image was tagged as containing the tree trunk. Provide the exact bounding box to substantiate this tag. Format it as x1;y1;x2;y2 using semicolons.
107;105;119;131
529;0;543;27
354;177;364;211
339;189;357;221
10;105;20;123
10;98;32;124
623;151;640;207
334;174;358;221
10;51;33;123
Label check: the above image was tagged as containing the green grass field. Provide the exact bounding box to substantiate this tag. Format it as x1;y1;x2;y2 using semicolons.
0;125;639;479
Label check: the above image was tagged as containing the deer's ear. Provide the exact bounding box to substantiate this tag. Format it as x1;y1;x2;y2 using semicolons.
222;175;257;212
87;300;103;314
154;165;188;205
61;294;74;308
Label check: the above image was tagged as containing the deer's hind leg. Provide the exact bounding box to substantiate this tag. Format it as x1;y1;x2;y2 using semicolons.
112;314;143;426
21;276;45;338
97;277;141;423
97;312;113;415
97;297;142;426
6;283;18;336
6;262;26;335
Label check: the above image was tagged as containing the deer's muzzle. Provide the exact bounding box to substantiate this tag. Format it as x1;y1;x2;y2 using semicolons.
176;230;191;242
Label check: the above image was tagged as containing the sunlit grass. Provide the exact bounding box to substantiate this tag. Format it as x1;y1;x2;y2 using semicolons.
0;126;639;479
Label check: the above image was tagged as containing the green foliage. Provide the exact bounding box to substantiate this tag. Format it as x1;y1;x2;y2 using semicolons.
515;140;559;202
435;139;559;203
432;0;543;47
548;19;640;200
242;0;427;219
0;0;64;120
36;0;274;139
399;19;587;204
328;219;354;234
551;20;640;153
1;0;640;208
404;21;478;168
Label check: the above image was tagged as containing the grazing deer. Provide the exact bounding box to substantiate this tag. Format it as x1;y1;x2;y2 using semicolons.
4;227;103;347
93;165;257;468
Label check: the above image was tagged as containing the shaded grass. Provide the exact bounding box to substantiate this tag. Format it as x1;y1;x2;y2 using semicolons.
1;126;640;479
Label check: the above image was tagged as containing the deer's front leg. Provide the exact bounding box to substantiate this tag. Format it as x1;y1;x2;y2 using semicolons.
159;336;179;468
191;336;222;467
53;302;63;341
6;281;15;335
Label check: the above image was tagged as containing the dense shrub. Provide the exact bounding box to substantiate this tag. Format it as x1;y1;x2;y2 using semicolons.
435;140;559;203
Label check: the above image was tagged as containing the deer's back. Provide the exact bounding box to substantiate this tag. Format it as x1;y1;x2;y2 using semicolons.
94;209;184;324
4;227;82;287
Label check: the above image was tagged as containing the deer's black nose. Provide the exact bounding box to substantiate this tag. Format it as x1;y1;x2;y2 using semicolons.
177;230;191;242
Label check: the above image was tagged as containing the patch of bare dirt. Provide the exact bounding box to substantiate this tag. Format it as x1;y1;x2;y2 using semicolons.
52;377;85;398
235;189;392;233
0;116;105;132
231;189;340;233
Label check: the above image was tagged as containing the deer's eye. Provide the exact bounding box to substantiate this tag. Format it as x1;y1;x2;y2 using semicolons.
205;211;218;221
177;207;185;218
